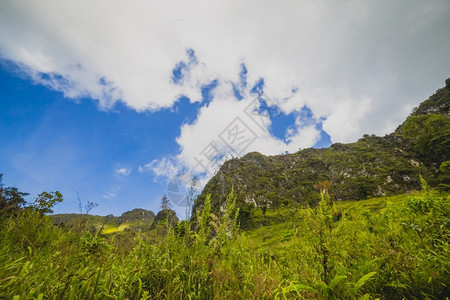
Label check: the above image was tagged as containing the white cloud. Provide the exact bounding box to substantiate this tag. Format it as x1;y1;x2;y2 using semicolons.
102;186;120;200
140;156;183;180
322;95;372;143
1;0;450;180
115;167;131;177
147;75;323;185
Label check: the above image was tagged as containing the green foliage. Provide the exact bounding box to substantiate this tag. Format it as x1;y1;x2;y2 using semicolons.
28;191;63;214
396;113;450;166
152;209;179;234
0;186;449;299
437;161;450;191
0;174;29;217
196;193;212;243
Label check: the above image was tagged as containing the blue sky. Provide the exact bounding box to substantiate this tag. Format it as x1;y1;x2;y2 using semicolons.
1;1;449;217
0;60;331;216
1;64;175;215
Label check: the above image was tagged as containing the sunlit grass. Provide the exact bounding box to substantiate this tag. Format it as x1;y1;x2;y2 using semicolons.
100;223;129;234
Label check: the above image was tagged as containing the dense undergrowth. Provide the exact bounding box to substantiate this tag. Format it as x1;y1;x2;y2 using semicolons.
1;184;449;299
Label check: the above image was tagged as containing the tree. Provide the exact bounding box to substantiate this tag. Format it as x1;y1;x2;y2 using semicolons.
437;161;450;191
85;201;98;214
29;191;63;214
314;180;332;198
0;174;29;217
161;194;171;211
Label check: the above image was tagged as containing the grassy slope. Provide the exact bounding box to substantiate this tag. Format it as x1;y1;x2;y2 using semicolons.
244;193;416;250
0;190;449;299
100;223;130;234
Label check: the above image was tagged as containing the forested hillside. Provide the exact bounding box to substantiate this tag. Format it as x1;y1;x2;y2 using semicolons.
196;79;450;217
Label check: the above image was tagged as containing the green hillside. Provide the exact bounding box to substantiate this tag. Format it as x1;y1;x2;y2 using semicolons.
196;79;450;218
51;208;156;229
49;208;176;250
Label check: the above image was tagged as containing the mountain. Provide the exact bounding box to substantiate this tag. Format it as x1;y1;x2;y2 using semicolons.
195;79;450;218
152;209;179;228
120;208;155;223
51;208;156;231
394;78;450;167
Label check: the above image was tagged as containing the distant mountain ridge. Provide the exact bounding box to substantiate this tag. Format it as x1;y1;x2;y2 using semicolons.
195;79;450;215
51;206;182;232
120;208;155;223
51;208;155;226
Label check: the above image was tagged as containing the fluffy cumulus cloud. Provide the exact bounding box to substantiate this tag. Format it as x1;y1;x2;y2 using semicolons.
140;67;326;182
1;0;450;184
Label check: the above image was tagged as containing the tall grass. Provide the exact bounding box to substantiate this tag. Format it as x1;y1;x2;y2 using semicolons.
0;187;448;299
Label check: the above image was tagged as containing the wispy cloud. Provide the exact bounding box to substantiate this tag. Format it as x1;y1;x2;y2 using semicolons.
115;167;131;177
102;186;120;200
140;156;183;180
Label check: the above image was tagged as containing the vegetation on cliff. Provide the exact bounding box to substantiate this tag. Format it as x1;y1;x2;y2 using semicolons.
196;79;450;219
